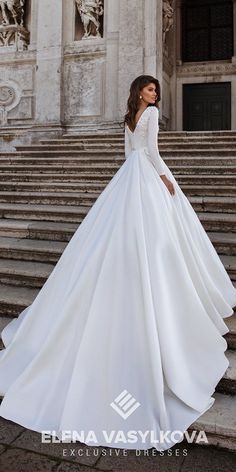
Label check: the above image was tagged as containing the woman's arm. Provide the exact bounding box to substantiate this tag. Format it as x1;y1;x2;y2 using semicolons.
147;107;166;177
124;124;132;159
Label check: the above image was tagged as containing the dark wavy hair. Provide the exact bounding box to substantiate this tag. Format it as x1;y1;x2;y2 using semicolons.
124;75;161;131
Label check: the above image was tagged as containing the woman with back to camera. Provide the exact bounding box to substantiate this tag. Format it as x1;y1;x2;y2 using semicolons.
0;75;235;452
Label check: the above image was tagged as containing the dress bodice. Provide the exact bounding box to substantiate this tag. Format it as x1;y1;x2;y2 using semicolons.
124;106;166;176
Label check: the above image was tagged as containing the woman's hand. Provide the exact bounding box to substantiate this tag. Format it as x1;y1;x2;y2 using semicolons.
160;175;175;195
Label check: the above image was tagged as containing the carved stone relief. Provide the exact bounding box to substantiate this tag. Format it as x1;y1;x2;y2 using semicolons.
75;0;103;39
0;0;29;49
163;0;174;52
0;80;21;124
177;62;236;77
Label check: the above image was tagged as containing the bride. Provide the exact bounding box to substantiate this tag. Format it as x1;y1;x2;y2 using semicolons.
0;75;235;452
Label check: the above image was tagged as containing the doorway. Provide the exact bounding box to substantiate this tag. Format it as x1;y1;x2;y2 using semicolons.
183;82;231;130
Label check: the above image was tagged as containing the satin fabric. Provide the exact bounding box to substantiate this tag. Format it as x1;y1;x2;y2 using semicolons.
0;106;235;451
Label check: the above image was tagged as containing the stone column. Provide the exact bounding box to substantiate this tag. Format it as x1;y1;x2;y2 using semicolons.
35;0;63;125
104;0;119;120
156;0;164;118
176;0;182;65
117;0;144;117
229;0;236;129
233;0;236;61
144;0;158;75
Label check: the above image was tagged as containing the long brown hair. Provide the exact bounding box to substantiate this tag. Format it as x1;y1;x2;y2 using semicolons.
124;75;161;131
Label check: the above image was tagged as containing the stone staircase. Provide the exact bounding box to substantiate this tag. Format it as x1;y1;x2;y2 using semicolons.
0;130;236;450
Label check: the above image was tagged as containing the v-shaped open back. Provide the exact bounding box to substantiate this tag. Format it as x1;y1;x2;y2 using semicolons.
126;106;150;134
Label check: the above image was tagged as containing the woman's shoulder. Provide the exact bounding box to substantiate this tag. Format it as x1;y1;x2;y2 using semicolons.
148;106;159;116
124;122;130;132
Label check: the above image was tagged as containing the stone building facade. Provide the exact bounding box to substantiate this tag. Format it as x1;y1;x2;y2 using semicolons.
0;0;235;145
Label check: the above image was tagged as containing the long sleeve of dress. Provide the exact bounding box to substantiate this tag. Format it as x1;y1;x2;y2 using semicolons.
124;125;132;159
147;107;166;176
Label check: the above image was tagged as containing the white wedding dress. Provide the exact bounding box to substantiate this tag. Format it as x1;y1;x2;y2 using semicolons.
0;106;235;451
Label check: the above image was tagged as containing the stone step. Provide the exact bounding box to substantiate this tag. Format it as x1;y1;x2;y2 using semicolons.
0;164;235;176
217;350;236;394
0;173;235;187
199;213;236;232
219;255;236;281
61;133;124;140
62;130;236;138
16;144;125;152
3;149;236;157
0;203;234;230
159;137;236;142
42;137;236;144
162;143;236;150
0;191;107;206
166;158;236;167
0;203;87;222
0;156;125;164
161;150;236;156
1;156;236;167
0;219;77;241
0;173;115;182
0;150;124;158
153;166;235;176
225;316;236;349
207;232;236;256
0;164;121;173
189;196;236;213
0;236;66;263
177;176;236;186
0;192;234;213
0;180;105;192
2;155;236;171
161;131;236;136
50;131;236;137
16;142;236;151
189;391;236;451
41;137;125;145
0;284;39;316
47;142;236;152
0;258;54;288
0;181;235;197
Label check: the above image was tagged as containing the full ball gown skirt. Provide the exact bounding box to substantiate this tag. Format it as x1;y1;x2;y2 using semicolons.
0;106;235;451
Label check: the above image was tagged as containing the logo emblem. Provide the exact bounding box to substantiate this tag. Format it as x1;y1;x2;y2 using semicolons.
110;389;140;419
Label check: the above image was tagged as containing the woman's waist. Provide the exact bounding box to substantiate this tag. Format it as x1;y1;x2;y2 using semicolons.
129;146;164;164
131;145;149;153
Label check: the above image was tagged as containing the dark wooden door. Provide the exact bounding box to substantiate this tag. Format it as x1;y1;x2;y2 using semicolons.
183;82;231;130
